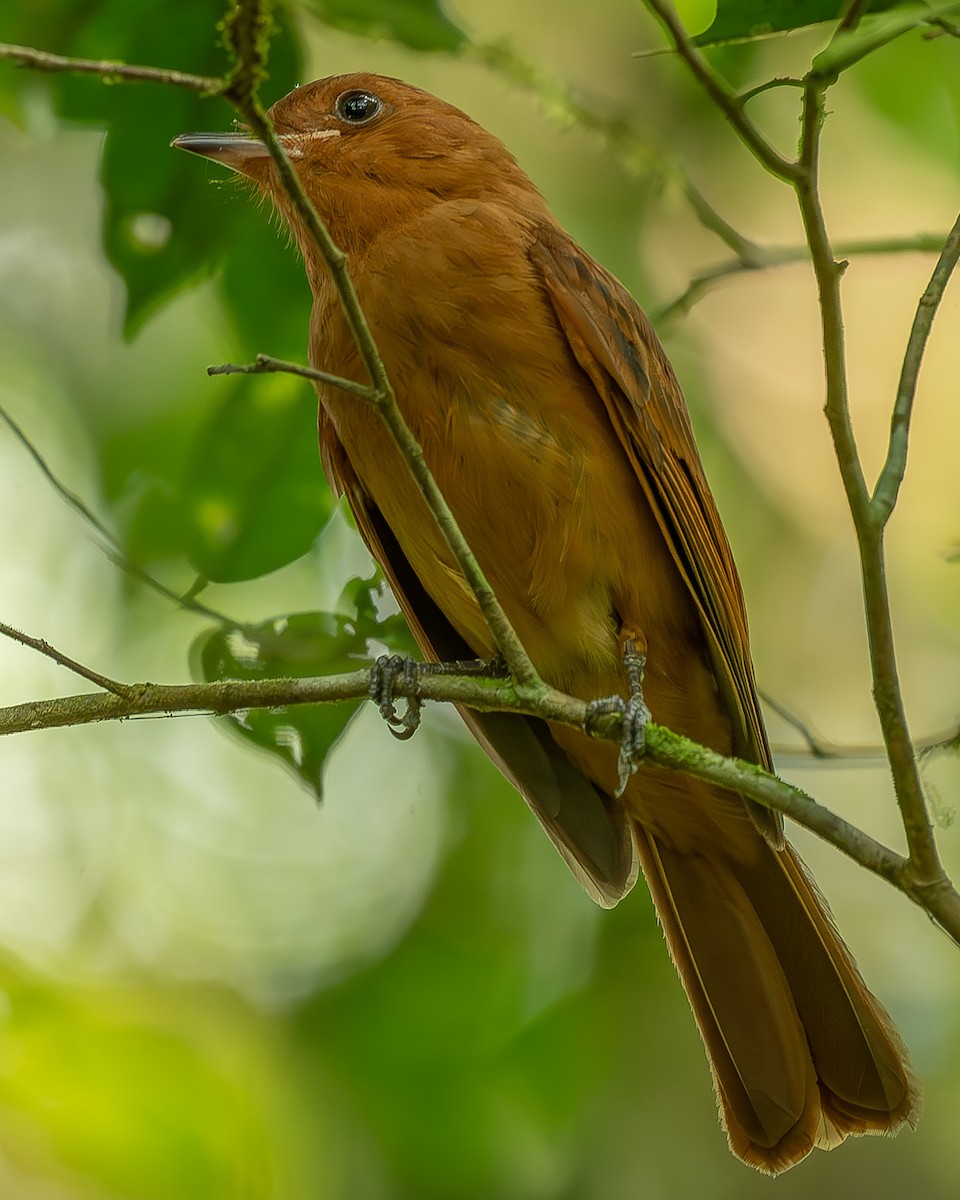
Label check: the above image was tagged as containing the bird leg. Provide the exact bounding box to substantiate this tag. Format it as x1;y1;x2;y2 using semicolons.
585;634;652;797
370;652;509;740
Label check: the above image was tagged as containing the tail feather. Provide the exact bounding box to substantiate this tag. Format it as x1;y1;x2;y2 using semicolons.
741;844;920;1125
633;817;921;1174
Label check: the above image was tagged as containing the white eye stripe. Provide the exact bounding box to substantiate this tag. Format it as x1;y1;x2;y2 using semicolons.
278;128;341;157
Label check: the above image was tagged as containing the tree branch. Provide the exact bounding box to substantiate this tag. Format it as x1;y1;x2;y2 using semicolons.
793;74;944;888
873;211;960;522
0;621;130;696
0;42;222;93
3;657;958;937
0;667;923;903
0;402;230;624
208;353;375;399
654;232;948;322
644;2;952;895
642;1;801;183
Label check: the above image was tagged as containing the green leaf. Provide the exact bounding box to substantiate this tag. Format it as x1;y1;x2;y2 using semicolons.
3;0;304;335
220;206;314;360
812;2;960;75
0;0;92;118
193;576;420;796
193;611;370;797
695;0;902;44
181;371;335;583
303;0;467;51
337;570;420;658
853;16;960;171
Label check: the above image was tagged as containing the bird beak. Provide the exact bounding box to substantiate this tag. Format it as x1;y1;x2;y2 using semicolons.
170;131;268;170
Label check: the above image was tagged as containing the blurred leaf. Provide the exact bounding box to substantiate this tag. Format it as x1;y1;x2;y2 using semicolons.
695;0;903;44
852;21;960;170
193;601;416;796
220;205;314;359
303;0;467;50
100;395;217;563
0;0;92;117
813;2;960;74
114;470;188;564
181;371;334;582
2;0;303;336
293;758;618;1200
0;959;314;1199
337;569;419;657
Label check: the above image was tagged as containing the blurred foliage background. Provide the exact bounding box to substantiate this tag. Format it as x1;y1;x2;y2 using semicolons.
1;0;959;1196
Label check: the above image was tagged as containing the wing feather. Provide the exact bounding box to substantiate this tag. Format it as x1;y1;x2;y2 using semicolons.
529;226;780;845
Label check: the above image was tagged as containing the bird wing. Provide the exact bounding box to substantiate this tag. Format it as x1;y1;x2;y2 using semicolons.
320;420;639;907
529;224;780;845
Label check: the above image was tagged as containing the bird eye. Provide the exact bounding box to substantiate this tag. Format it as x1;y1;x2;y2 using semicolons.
334;90;383;125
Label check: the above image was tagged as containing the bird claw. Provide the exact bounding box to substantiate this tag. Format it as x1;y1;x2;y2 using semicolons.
370;654;422;740
584;641;652;797
616;691;652;794
370;652;508;741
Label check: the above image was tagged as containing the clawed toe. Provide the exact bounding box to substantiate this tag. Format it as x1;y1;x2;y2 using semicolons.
370;652;508;740
584;638;652;797
370;654;422;740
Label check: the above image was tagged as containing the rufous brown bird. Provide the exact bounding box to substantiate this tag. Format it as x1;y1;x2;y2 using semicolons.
174;73;920;1172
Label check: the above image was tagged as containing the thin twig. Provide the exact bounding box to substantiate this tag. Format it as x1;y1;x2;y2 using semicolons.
0;621;129;696
795;78;869;516
472;40;769;296
469;40;662;178
738;77;804;105
873;211;960;522
0;403;230;623
680;180;766;264
0;42;222;93
209;353;374;399
763;694;960;764
654;232;948;322
814;2;960;76
642;1;801;183
761;691;835;758
793;74;943;887
221;0;271;99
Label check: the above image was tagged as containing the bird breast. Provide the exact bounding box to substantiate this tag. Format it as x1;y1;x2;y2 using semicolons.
309;199;679;687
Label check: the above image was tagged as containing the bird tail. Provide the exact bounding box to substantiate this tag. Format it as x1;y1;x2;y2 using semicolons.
632;817;921;1174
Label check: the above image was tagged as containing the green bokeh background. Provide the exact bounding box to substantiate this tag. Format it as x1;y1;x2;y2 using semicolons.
1;1;959;1196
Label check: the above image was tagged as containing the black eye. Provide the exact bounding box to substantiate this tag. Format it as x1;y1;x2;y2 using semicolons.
335;90;383;125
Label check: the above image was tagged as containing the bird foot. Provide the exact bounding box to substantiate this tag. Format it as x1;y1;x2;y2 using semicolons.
370;652;509;740
584;639;651;797
370;654;423;741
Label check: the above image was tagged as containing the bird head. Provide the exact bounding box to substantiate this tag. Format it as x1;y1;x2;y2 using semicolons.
172;73;544;261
